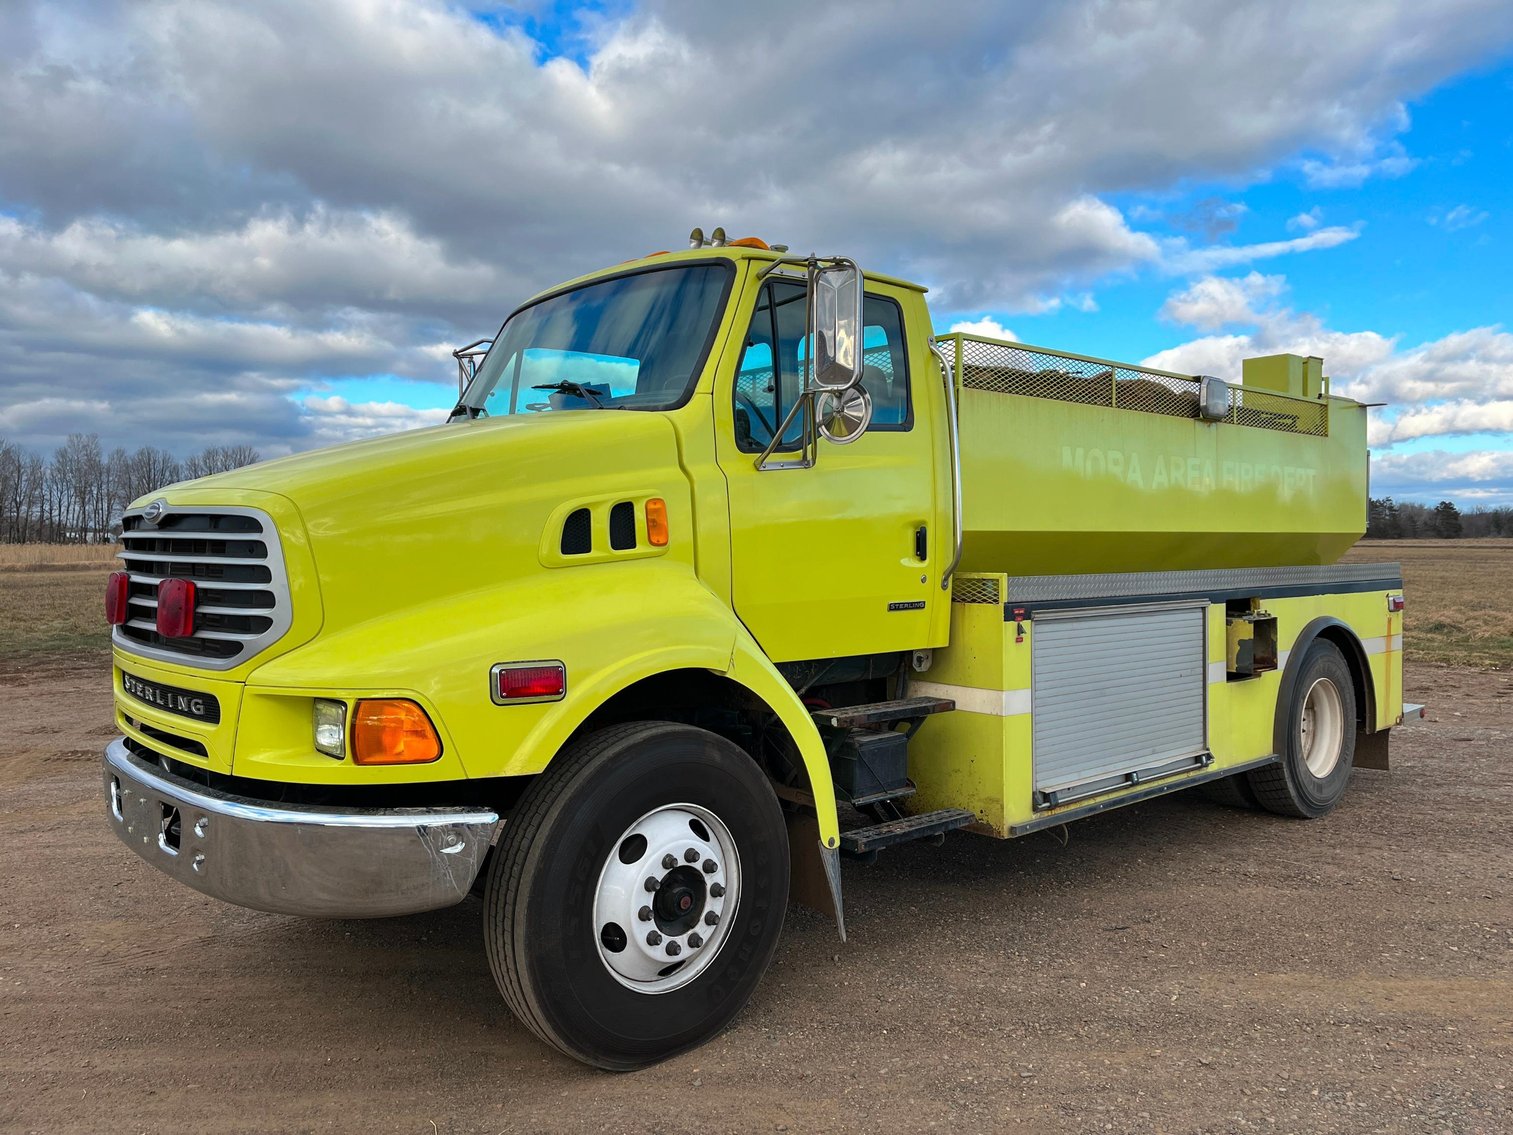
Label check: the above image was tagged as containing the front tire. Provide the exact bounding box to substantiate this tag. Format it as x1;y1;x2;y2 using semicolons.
484;721;789;1069
1249;640;1357;818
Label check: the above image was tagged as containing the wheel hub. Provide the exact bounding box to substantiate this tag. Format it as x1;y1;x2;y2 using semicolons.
1299;676;1345;778
592;804;740;993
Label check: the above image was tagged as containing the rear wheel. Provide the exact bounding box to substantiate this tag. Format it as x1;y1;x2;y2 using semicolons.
1249;640;1357;818
484;721;789;1069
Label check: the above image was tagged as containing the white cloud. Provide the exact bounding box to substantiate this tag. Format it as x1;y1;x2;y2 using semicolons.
1147;274;1513;496
1300;151;1418;188
1287;208;1323;232
949;317;1017;341
1428;204;1489;230
1369;399;1513;446
1159;272;1287;331
2;0;1513;456
1161;226;1361;275
1370;448;1513;504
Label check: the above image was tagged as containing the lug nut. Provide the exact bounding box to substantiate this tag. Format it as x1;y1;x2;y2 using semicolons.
688;933;703;948
704;911;719;926
644;877;660;892
638;905;653;922
702;859;717;874
646;930;663;946
666;941;682;957
684;847;699;863
662;853;677;870
710;883;725;898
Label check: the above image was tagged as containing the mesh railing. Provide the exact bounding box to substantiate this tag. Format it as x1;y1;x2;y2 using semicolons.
945;335;1328;437
951;575;1002;605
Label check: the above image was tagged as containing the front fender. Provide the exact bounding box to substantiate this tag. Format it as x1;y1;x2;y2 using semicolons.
245;559;839;846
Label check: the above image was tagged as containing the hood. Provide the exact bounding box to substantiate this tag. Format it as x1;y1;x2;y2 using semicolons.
183;412;689;638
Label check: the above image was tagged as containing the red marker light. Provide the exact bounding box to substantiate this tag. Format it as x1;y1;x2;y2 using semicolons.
492;662;566;704
105;571;131;626
156;578;197;638
1387;595;1405;613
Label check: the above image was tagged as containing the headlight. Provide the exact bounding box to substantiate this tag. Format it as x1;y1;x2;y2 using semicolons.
313;699;347;759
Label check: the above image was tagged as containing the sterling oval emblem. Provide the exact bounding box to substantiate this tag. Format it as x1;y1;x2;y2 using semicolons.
141;498;168;526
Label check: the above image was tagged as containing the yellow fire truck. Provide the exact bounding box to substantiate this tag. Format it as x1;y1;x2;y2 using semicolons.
103;230;1419;1069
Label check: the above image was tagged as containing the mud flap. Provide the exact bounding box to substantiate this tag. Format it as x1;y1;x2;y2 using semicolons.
785;812;846;942
1354;727;1390;770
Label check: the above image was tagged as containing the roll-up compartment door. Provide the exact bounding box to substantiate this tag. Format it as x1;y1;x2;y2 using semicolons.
1031;603;1207;805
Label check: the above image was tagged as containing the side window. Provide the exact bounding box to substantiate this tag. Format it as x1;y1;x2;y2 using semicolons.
860;295;911;429
733;284;911;452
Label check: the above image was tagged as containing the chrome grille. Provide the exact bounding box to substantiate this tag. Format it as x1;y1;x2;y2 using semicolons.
115;506;292;670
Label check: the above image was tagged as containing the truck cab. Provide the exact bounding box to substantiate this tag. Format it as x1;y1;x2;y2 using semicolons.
103;232;1412;1070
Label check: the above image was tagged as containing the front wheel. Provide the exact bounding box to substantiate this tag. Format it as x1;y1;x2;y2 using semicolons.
484;721;789;1069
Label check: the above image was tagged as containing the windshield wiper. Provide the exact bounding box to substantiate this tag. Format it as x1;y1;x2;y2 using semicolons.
531;380;607;409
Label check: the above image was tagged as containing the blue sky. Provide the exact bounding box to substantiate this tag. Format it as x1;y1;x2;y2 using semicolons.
2;1;1511;506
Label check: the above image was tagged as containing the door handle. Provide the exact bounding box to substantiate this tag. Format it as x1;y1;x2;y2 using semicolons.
914;525;928;561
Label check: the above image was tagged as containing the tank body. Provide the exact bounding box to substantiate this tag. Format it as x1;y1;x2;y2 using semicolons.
949;341;1368;576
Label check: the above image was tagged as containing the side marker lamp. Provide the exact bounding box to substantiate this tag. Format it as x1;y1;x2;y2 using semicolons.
645;498;669;547
491;661;566;705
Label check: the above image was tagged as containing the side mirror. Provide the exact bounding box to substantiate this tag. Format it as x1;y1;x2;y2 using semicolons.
809;260;864;390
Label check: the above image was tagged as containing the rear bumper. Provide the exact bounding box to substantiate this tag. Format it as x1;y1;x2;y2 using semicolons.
103;739;500;918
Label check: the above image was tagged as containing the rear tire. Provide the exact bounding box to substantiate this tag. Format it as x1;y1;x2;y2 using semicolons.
1249;640;1357;818
1199;772;1259;810
484;721;789;1070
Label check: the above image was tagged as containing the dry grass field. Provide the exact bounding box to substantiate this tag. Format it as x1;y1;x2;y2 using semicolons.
1344;538;1513;669
0;542;118;570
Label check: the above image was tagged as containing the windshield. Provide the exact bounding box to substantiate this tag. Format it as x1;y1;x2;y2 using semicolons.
455;263;734;416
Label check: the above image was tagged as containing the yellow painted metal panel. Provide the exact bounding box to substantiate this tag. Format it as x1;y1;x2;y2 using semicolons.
955;387;1369;574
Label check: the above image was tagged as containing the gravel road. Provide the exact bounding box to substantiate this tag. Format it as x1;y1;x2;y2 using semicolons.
1;659;1508;1134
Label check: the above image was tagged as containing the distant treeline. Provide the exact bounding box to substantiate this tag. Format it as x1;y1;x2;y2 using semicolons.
0;433;260;544
1367;497;1511;539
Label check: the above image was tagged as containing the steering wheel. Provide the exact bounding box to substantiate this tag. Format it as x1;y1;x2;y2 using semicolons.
734;390;778;440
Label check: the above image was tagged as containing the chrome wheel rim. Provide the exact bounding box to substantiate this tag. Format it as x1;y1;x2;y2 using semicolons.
592;803;740;994
1299;676;1346;778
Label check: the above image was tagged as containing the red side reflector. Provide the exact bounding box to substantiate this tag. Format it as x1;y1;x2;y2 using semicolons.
105;571;131;626
492;662;566;704
1387;595;1405;612
156;578;197;638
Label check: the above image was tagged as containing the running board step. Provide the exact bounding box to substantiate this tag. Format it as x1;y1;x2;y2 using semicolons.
838;808;977;854
813;696;955;730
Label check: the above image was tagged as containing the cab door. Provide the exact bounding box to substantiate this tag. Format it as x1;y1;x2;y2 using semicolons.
714;275;944;663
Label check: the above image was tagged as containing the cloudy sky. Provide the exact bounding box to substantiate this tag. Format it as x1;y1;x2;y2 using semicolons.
2;0;1512;505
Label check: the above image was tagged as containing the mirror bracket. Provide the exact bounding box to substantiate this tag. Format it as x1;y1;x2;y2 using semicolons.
754;254;868;470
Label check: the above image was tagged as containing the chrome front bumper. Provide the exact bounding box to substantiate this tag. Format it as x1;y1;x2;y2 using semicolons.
103;739;500;918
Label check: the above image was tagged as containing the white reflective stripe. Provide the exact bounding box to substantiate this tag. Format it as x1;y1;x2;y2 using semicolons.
1277;648;1291;670
910;680;1031;717
1362;635;1387;656
1207;661;1226;684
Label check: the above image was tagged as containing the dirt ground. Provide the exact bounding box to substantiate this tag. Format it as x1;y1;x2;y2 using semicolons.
1;657;1509;1135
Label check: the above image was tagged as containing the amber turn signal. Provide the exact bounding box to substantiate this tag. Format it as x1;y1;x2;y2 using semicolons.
645;497;669;547
351;699;442;765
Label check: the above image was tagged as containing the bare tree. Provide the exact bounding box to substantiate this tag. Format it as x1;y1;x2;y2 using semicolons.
182;444;261;479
